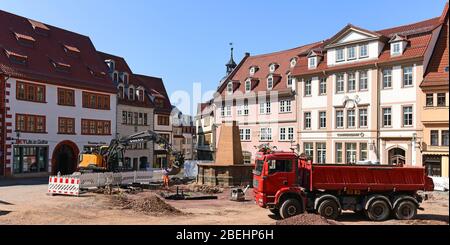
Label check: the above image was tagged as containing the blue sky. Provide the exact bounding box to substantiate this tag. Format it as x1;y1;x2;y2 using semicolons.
0;0;446;114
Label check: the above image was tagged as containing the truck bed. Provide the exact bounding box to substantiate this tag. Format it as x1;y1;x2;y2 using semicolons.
307;164;434;192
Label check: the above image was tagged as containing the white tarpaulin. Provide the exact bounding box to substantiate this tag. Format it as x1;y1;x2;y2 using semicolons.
431;177;449;192
184;161;199;178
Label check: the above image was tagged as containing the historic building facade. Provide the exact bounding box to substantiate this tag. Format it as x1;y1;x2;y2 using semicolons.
0;10;117;177
195;100;216;161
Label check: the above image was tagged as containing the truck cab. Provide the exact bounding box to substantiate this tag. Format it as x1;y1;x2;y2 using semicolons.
253;151;306;218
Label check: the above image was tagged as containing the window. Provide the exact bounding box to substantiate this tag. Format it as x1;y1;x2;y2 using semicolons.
16;114;46;133
347;109;356;128
134;112;138;126
347;46;356;60
360;143;368;161
144;113;148;125
129;87;135;100
260;102;271;114
221;106;225;117
319;111;327;129
319;78;327;95
335;143;343;163
16;81;46;103
123;74;129;84
57;88;75;106
287;75;293;87
383;69;392;89
442;130;449;146
260;128;272;141
280;100;292;113
157;115;170;126
348;72;356;92
316;143;326;164
359;70;368;90
403;106;413;127
245;80;251;92
13;146;48;174
58;117;75;134
118;86;124;99
267;77;274;89
426;94;434;107
304;80;312;96
113;72;119;83
359;108;368;127
81;119;111;135
279;127;294;141
346;143;357;164
268;160;292;175
304;143;314;160
82;92;110;110
359;44;368;58
249;67;256;76
336;110;344;128
392;43;401;55
269;64;277;73
279;128;286;141
227;82;233;94
336;74;344;93
226;105;232;117
304;112;311;129
290;58;297;68
336;48;345;62
308;57;316;69
240;129;251;141
127;112;133;124
403;67;413;87
431;130;439;146
137;89;144;101
383;108;392;127
243;100;249;116
288;127;294;141
122;111;127;124
437;93;446;107
138;113;143;125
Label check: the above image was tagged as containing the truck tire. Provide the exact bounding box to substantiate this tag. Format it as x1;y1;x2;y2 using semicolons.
367;200;391;221
318;199;340;220
280;199;302;219
269;208;280;217
394;200;417;220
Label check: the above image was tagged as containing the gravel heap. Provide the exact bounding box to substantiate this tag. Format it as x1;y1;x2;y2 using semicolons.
276;214;341;225
112;194;183;215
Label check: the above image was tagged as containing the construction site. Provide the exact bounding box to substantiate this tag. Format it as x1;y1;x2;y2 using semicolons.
0;123;448;225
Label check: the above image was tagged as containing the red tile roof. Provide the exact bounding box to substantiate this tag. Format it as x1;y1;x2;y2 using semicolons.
218;42;321;95
97;51;133;75
0;10;115;93
422;2;449;87
292;17;441;77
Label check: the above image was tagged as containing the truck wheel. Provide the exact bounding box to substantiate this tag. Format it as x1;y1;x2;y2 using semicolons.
280;199;302;219
318;199;340;220
394;200;417;220
269;208;280;217
367;200;391;221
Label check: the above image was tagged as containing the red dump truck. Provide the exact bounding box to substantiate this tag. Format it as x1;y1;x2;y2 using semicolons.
253;151;435;221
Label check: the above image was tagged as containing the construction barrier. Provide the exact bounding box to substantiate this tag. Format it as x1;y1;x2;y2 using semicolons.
47;176;81;196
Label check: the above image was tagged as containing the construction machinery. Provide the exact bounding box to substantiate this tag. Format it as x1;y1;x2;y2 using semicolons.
77;130;184;173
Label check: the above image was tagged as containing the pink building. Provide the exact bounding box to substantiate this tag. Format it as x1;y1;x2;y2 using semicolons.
214;44;317;163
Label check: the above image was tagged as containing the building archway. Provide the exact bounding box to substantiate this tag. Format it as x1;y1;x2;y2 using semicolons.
51;141;79;175
388;147;406;166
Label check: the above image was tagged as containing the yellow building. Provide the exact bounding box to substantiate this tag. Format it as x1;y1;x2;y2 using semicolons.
420;3;449;177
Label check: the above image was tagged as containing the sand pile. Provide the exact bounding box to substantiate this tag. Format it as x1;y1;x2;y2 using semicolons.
112;194;183;215
276;214;341;225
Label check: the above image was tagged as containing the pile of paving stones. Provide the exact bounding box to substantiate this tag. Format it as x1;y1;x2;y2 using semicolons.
276;214;342;225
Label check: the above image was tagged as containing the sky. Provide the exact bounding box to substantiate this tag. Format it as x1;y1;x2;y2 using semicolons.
0;0;447;114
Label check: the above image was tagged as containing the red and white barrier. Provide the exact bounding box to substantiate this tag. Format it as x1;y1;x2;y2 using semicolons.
47;176;80;196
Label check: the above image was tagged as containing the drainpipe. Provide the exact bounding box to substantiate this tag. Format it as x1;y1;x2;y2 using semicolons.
375;63;380;161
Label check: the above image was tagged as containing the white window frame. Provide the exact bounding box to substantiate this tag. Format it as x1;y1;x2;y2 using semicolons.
250;67;256;76
336;74;344;93
304;112;312;130
359;44;369;58
259;102;271;115
304;79;312;96
245;80;251;93
279;127;287;141
240;128;251;141
227;82;233;94
280;100;292;113
403;66;413;87
359;108;368;128
319;111;327;129
290;58;297;68
403;106;413;127
347;109;356;128
359;70;368;91
383;69;392;89
243;100;249;116
316;143;327;164
319;78;327;95
336;110;344;129
347;46;357;60
260;128;272;141
226;105;232;117
336;48;345;62
287;74;293;87
391;42;402;55
347;72;356;92
267;76;274;90
269;64;276;73
308;57;317;69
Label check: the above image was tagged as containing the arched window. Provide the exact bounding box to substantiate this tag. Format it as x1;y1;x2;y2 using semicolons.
245;80;251;93
129;87;135;100
113;72;119;83
123;73;129;84
227;82;233;94
118;85;124;99
138;88;144;101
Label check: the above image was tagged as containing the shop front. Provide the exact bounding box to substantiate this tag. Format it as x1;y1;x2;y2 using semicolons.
423;154;449;177
12;140;49;176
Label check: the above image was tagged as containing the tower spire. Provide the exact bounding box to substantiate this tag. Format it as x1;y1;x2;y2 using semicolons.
226;42;237;75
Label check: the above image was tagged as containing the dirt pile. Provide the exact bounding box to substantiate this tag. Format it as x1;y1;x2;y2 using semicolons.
112;194;183;216
276;214;341;225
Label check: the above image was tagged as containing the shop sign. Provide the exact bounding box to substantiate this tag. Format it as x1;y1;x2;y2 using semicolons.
337;133;365;138
16;139;48;145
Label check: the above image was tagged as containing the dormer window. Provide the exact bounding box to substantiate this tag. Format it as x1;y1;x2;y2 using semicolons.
123;73;129;84
267;76;274;90
113;71;119;83
308;57;317;69
137;88;145;101
4;49;28;65
28;19;50;36
392;43;401;55
269;64;278;73
290;58;297;68
287;73;293;87
105;60;115;71
359;44;369;58
245;80;251;93
347;46;356;60
13;32;35;47
249;66;258;76
389;34;408;56
129;87;135;100
336;48;345;62
118;85;124;99
50;59;71;73
227;82;233;95
63;44;80;57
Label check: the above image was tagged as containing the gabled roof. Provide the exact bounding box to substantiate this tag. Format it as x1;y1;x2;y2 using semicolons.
324;24;383;49
134;74;172;114
389;34;408;43
0;10;115;93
